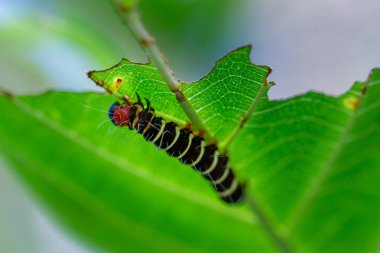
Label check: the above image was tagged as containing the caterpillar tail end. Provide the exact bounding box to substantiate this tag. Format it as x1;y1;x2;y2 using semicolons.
221;182;245;204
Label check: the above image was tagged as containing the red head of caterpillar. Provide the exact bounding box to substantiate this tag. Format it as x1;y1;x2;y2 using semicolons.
108;102;132;127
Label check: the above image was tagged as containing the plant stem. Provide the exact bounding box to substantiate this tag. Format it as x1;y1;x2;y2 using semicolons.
116;6;210;138
246;194;294;253
115;3;292;252
220;82;273;152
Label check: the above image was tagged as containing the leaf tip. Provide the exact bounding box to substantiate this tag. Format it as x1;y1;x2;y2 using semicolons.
230;45;272;74
86;70;94;79
87;59;138;98
238;44;252;51
87;70;105;87
228;44;252;57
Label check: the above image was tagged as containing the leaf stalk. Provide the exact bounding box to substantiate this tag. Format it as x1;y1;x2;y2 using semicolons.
116;5;210;139
246;195;294;253
220;82;273;151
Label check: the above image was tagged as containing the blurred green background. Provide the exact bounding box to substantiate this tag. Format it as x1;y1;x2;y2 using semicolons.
1;0;379;252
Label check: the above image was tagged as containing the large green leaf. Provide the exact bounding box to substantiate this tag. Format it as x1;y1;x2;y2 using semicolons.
0;60;379;253
0;91;272;253
231;69;380;252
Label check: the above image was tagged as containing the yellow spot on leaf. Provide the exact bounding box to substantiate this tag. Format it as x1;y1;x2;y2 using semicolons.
343;96;359;110
112;77;123;91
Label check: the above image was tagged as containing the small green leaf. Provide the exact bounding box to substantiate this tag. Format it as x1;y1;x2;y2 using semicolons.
88;46;271;148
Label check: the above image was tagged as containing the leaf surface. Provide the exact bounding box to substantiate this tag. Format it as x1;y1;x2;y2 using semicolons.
230;69;380;253
0;92;273;253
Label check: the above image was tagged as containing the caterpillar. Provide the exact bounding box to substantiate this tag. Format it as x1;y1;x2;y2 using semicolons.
108;98;244;204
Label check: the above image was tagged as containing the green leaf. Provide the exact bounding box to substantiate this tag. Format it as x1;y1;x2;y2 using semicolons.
1;61;379;253
230;68;380;253
88;46;271;148
0;91;273;253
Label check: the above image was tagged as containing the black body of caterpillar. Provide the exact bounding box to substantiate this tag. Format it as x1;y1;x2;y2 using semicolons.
108;99;244;204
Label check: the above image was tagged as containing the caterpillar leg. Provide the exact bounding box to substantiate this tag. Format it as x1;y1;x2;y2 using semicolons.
144;98;152;111
136;93;143;105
